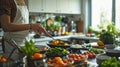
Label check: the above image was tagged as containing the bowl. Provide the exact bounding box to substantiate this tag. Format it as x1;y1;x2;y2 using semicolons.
35;45;49;53
45;47;70;58
26;54;45;67
96;54;111;65
105;49;120;57
105;44;115;49
70;44;88;50
47;39;71;48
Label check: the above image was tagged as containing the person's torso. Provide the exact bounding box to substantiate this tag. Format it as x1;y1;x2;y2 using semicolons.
4;0;30;45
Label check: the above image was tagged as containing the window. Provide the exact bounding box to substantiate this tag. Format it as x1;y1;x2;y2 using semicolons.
91;0;112;31
115;0;120;30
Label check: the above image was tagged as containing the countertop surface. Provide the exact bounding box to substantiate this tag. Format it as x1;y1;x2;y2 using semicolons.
32;33;99;42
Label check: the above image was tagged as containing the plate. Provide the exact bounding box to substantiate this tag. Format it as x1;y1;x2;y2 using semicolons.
45;47;70;58
96;54;111;65
47;39;71;48
105;49;120;57
70;44;88;50
70;47;88;50
47;44;70;48
35;45;49;53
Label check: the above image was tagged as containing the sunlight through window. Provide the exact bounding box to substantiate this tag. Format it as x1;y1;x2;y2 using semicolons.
91;0;112;31
116;0;120;30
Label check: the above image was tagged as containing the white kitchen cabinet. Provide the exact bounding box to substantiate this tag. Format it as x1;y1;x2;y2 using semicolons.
56;0;70;13
28;0;46;12
28;0;81;14
57;0;81;14
45;0;57;13
69;0;81;14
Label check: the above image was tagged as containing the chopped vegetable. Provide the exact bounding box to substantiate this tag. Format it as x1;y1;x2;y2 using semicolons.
45;47;70;57
89;48;104;54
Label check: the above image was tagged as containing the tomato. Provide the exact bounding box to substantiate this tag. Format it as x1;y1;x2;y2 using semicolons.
73;57;78;61
90;52;96;58
75;54;79;57
88;53;94;59
78;54;84;58
63;59;68;63
77;56;82;61
68;54;74;58
54;57;62;61
0;57;7;62
32;53;43;59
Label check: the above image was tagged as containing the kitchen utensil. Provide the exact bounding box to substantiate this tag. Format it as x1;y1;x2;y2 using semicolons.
46;32;55;40
43;28;55;40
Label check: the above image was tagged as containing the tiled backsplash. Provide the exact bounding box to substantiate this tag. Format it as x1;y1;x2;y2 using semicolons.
29;13;81;23
29;13;83;34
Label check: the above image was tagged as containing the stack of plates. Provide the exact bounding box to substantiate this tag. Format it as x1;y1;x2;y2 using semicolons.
96;54;111;65
105;49;120;57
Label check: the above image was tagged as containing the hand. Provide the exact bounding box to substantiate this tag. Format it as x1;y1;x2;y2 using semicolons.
31;23;46;34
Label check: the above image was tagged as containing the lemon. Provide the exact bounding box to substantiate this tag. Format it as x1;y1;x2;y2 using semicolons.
97;41;104;46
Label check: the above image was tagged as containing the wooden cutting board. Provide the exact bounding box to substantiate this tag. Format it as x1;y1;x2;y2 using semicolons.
46;18;54;26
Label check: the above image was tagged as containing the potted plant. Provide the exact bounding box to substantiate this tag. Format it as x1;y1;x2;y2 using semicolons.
88;25;93;34
100;24;119;45
100;32;115;44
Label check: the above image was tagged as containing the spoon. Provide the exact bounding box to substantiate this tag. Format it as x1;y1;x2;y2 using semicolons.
44;30;55;40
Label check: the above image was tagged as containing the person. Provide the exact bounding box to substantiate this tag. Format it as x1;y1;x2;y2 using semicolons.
0;0;47;53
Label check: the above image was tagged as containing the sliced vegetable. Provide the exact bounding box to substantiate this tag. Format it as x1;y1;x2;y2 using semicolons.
45;47;70;57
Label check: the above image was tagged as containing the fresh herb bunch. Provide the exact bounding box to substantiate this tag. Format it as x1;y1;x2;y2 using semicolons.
45;47;70;57
19;40;39;57
100;57;120;67
89;48;104;54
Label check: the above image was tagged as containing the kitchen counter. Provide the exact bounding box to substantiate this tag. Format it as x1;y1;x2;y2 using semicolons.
33;35;73;46
33;35;72;42
70;34;99;43
71;35;99;40
31;33;99;46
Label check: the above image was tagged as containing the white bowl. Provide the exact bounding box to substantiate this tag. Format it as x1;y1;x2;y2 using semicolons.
105;44;115;49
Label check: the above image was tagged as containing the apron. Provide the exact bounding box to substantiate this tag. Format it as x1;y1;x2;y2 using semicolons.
4;0;30;53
